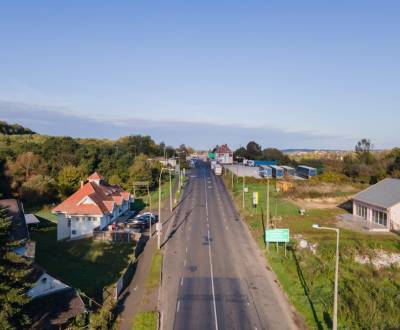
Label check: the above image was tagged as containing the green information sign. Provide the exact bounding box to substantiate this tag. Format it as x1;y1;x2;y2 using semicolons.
208;152;216;159
265;229;290;243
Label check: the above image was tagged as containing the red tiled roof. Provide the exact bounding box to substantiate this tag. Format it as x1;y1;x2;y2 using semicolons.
216;144;232;154
87;172;102;181
53;174;131;216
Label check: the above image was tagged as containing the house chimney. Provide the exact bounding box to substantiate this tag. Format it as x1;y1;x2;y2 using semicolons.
80;180;84;188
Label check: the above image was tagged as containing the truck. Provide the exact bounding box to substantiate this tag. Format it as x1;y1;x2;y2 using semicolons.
296;165;317;179
247;160;277;167
210;160;217;170
214;164;223;176
258;165;272;178
254;160;278;167
269;165;285;179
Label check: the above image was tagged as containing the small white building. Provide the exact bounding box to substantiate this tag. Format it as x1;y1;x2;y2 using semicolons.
353;178;400;231
53;172;132;240
215;144;233;164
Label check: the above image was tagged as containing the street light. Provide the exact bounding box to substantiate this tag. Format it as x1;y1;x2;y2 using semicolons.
312;224;340;330
158;168;173;249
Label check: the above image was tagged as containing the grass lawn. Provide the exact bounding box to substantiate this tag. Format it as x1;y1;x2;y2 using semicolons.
31;222;135;299
131;311;158;330
223;174;400;330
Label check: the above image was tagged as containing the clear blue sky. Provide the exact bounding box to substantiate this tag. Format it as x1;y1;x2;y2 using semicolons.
0;1;399;149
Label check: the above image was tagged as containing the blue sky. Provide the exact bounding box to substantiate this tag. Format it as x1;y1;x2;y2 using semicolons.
0;1;399;149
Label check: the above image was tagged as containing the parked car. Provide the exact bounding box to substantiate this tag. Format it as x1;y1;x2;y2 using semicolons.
131;212;159;228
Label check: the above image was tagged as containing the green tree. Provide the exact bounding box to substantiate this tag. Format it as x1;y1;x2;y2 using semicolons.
246;141;262;159
58;166;85;197
20;175;58;206
0;207;33;329
129;154;153;186
355;138;374;164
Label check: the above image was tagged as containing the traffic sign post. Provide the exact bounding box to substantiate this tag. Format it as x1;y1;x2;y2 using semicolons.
265;229;289;256
252;191;258;209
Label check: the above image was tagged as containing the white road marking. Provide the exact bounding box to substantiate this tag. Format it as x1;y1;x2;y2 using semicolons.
176;300;180;312
181;277;184;286
184;259;187;267
185;247;188;253
204;168;219;330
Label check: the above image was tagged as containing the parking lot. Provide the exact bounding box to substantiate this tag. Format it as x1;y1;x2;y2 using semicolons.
224;164;261;178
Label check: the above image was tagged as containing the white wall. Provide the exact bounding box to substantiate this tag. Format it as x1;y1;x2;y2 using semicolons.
57;213;70;241
389;203;400;231
70;216;100;239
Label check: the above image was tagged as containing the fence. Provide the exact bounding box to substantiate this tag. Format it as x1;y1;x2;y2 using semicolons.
93;230;141;243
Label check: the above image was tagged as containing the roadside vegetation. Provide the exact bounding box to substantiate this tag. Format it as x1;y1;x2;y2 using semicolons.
223;174;400;329
145;250;163;292
131;311;158;330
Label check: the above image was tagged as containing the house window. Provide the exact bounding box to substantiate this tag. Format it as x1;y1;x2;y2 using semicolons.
372;210;387;227
72;230;76;235
67;219;71;227
356;204;367;219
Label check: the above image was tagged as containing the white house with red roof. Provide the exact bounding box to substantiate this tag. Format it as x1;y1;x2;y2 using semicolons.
53;172;132;240
215;144;233;164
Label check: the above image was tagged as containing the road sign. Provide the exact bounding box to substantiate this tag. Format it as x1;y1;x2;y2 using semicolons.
208;152;216;159
253;192;258;206
156;222;162;231
265;229;289;243
244;187;248;193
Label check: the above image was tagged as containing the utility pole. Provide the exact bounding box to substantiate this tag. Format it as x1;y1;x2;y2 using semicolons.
132;181;152;237
312;224;340;330
231;170;234;189
266;179;270;250
169;169;172;211
242;175;245;209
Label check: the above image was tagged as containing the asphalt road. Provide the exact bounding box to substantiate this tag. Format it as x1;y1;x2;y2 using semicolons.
160;162;301;330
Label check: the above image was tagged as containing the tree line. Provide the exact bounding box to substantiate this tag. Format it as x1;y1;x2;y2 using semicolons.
0;132;190;207
232;139;400;185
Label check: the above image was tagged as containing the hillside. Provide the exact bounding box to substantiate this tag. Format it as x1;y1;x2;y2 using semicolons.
0;120;35;135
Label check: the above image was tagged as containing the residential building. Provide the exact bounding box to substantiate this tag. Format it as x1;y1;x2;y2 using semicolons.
26;265;85;329
353;178;400;231
215;144;233;164
53;172;132;241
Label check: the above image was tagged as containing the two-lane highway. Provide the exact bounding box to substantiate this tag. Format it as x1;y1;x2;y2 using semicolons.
160;162;300;330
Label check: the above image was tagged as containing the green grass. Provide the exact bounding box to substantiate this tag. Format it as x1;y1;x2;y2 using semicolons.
131;311;158;330
30;223;135;298
223;174;400;329
145;250;163;291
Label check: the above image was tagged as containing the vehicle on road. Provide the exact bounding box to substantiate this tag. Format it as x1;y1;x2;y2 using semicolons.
214;164;223;176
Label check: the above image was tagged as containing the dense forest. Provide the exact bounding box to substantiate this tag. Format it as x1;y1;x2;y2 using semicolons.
233;139;400;185
0;122;189;207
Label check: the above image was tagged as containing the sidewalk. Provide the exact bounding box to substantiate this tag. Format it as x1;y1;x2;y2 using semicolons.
117;180;180;330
